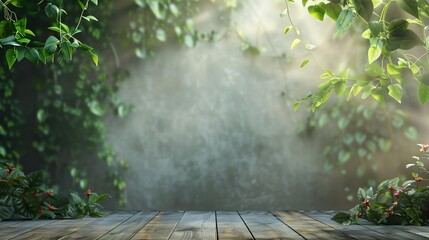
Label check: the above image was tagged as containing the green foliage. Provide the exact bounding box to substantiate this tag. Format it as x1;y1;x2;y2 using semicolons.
299;100;417;184
284;0;429;110
128;0;220;59
0;162;108;220
0;0;99;68
332;145;429;225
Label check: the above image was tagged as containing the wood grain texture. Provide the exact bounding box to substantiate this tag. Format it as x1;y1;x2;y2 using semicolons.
216;211;253;240
11;217;99;240
98;211;158;240
131;211;184;240
323;210;429;240
1;211;429;239
57;211;137;239
238;211;303;240
168;211;216;240
272;211;356;240
0;219;57;239
303;211;388;240
0;221;24;230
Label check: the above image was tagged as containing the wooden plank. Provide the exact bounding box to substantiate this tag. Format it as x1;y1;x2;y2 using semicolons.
0;221;24;230
11;217;99;240
216;211;253;240
131;211;184;240
58;211;137;239
303;211;389;240
323;210;429;240
168;211;216;240
0;219;57;239
238;211;303;240
273;211;357;240
98;211;158;240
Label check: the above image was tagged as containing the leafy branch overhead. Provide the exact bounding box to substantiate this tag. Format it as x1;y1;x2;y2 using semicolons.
284;0;429;110
1;0;99;68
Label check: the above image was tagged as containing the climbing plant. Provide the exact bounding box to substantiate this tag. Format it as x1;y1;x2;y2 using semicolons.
283;0;429;110
1;0;241;208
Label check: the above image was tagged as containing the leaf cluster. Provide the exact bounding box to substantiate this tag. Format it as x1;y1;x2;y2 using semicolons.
1;0;99;68
332;145;429;225
0;161;109;220
285;0;429;110
299;100;417;184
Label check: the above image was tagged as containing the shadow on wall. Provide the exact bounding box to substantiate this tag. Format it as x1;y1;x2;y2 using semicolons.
105;0;369;210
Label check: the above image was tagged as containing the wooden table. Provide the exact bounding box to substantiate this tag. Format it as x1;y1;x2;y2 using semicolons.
1;210;429;239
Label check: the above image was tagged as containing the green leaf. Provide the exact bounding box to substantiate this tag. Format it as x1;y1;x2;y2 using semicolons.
37;109;47;122
388;19;409;33
353;0;374;21
291;38;300;49
0;36;20;46
79;44;93;52
388;30;423;50
14;18;27;35
61;41;72;61
0;146;6;157
184;35;194;48
45;3;60;20
331;212;351;224
418;83;429;104
336;9;353;32
302;0;309;7
334;80;346;95
308;3;326;21
300;59;309;68
77;0;85;10
361;29;371;39
387;84;403;103
325;3;342;20
368;21;384;37
361;85;375;99
368;38;382;64
83;15;98;22
6;49;18;69
25;48;40;63
293;102;301;111
358;187;366;201
397;0;419;18
283;26;292;35
338;150;351;164
90;0;98;5
44;36;59;55
90;52;98;66
156;29;166;42
404;126;418;140
88;100;104;116
169;3;179;16
0;205;14;220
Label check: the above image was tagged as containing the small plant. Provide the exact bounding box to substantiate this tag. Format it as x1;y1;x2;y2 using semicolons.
0;162;109;220
332;144;429;225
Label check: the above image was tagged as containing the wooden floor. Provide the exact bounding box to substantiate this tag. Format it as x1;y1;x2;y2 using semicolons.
1;211;429;239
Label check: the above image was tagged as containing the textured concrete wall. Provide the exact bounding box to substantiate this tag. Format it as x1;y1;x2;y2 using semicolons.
104;1;396;210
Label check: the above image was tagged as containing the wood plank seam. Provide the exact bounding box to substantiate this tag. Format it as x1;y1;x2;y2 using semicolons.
128;211;160;239
236;211;256;240
106;210;160;240
166;210;186;239
215;211;219;240
269;211;306;239
6;219;60;239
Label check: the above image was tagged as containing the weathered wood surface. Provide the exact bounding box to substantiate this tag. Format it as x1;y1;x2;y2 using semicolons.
0;210;428;239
